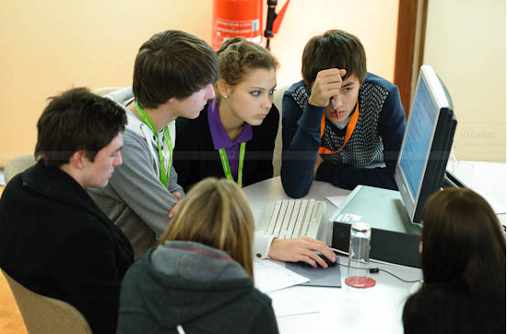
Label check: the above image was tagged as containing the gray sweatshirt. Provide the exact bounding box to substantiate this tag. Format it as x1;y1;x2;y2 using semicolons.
88;88;183;257
89;88;274;259
117;241;279;334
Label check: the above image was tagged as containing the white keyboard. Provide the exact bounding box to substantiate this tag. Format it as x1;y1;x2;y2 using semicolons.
264;199;326;239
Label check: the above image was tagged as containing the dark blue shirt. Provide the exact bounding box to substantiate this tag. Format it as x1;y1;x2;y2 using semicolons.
281;73;406;197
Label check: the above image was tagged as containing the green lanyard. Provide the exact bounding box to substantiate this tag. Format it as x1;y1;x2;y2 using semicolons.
135;101;172;188
218;142;246;187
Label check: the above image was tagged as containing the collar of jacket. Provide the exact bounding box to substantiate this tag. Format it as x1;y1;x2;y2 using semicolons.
21;160;111;223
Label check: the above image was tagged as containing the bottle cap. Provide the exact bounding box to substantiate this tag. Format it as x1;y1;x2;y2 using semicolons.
351;222;370;233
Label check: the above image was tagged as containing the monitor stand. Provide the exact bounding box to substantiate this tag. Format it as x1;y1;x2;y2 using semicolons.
332;185;422;268
442;171;465;188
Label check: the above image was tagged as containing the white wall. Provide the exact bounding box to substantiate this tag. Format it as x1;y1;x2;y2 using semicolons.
0;0;213;165
270;0;399;86
424;0;506;162
0;0;399;165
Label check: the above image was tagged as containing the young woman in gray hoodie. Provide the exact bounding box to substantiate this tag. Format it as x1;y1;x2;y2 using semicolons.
117;178;279;334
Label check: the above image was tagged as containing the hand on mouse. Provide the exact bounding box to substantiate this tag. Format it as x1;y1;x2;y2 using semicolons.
268;237;336;268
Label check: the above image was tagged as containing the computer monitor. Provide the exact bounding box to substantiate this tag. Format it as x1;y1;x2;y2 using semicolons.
394;65;457;224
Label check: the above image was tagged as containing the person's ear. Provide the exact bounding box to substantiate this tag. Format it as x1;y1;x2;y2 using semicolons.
216;79;232;99
68;150;88;169
162;97;176;108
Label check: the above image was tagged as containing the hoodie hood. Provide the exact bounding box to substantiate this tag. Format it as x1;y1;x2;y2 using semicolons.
122;241;254;329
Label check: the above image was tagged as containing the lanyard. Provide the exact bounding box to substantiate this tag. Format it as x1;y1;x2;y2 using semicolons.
319;104;360;155
218;142;246;187
135;101;172;187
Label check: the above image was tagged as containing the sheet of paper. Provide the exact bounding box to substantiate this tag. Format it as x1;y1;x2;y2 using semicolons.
254;259;309;293
326;195;348;209
268;288;320;318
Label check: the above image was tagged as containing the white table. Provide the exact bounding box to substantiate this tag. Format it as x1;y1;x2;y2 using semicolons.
244;177;422;334
447;160;507;223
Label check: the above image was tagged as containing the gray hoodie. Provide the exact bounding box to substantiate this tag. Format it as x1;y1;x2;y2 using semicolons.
89;88;275;260
88;88;183;258
117;241;278;334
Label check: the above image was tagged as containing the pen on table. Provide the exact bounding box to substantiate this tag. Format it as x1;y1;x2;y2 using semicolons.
329;247;348;256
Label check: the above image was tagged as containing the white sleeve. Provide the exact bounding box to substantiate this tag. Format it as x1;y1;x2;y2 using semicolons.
253;231;275;259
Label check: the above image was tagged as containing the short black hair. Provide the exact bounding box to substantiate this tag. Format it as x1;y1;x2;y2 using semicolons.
133;30;219;109
34;87;127;167
301;29;367;88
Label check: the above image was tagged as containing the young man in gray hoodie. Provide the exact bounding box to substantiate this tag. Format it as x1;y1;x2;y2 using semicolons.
89;30;218;257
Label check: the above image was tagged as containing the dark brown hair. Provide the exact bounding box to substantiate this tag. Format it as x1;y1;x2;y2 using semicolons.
34;87;127;167
403;188;506;333
301;29;367;88
421;188;505;292
133;30;218;108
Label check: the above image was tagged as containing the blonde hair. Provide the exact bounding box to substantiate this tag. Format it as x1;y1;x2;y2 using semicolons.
217;38;279;86
160;178;255;278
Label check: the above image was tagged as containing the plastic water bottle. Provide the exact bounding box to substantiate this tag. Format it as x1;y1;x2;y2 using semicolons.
345;222;376;288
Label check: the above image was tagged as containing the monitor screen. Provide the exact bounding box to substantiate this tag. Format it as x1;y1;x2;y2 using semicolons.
395;65;457;223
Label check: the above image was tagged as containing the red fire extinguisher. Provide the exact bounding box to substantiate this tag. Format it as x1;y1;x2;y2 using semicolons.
212;0;290;50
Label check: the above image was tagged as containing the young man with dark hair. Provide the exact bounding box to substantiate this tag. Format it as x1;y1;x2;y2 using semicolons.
281;29;406;198
0;87;134;334
89;30;218;257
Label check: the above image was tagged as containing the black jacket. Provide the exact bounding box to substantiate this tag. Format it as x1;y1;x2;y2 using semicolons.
403;283;505;334
174;102;279;191
118;241;279;334
0;161;134;334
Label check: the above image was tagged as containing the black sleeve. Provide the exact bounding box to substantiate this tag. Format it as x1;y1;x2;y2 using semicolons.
315;84;406;190
58;226;129;334
250;104;279;184
280;92;324;198
403;293;424;334
173;118;201;192
402;289;445;334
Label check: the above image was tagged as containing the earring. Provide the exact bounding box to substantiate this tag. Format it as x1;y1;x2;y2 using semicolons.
223;95;228;99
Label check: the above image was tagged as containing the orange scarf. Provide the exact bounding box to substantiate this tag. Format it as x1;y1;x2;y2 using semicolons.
319;104;360;155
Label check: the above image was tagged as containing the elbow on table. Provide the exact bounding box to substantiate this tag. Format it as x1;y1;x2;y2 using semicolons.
281;174;311;199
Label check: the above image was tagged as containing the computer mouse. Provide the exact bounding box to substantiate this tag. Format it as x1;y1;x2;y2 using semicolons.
296;253;337;268
318;253;338;267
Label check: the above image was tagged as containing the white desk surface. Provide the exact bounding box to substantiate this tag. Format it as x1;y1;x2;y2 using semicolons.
244;177;422;334
447;160;506;215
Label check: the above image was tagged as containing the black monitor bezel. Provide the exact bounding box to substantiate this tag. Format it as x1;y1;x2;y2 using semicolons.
394;65;457;223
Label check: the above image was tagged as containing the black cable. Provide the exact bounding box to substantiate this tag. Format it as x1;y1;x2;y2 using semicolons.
331;247;422;283
377;268;422;283
338;263;422;284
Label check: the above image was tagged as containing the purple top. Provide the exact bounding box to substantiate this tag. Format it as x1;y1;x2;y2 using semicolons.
207;99;253;179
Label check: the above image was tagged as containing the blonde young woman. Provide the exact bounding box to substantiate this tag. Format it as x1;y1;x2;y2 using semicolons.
117;178;279;334
174;39;336;267
174;38;279;190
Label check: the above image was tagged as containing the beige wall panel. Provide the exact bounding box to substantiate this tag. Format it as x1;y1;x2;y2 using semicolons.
424;0;506;161
0;0;398;165
0;0;213;165
270;0;399;86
